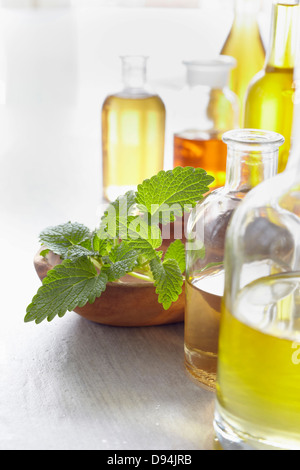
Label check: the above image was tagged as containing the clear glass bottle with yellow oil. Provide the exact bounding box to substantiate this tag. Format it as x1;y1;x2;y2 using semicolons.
102;56;166;202
243;1;300;173
185;129;284;390
220;0;265;124
214;135;300;450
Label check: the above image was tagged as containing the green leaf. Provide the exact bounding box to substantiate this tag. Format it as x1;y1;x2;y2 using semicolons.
136;167;214;224
99;191;137;239
104;242;139;281
39;222;91;259
164;239;186;273
150;256;184;310
66;245;99;260
92;233;110;256
98;188;165;260
126;216;162;260
26;167;216;326
40;248;50;258
25;258;108;324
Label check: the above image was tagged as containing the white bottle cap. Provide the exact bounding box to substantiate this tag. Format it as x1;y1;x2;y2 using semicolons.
183;56;237;88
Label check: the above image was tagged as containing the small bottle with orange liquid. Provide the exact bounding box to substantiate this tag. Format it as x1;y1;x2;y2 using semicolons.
173;58;239;189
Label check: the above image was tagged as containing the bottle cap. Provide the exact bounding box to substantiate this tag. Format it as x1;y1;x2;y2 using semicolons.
183;56;236;88
276;1;299;5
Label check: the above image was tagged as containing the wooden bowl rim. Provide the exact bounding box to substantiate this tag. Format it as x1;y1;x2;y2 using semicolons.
33;248;185;326
34;249;157;289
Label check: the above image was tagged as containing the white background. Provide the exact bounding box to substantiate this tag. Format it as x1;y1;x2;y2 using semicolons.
0;0;276;247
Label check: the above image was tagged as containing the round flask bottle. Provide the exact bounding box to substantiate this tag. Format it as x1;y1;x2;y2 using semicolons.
214;135;300;450
102;56;166;202
173;57;239;189
185;129;284;390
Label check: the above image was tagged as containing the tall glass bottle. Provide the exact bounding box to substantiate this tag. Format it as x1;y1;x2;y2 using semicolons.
185;129;284;390
220;0;265;124
214;134;300;450
102;56;166;202
173;57;239;189
244;1;300;173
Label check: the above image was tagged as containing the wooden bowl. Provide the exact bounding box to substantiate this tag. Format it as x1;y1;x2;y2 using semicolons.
34;249;185;327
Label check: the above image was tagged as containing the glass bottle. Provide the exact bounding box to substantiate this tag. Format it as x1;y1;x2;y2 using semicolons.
243;1;300;174
102;56;166;202
173;57;239;190
185;129;284;390
214;133;300;450
220;0;265;125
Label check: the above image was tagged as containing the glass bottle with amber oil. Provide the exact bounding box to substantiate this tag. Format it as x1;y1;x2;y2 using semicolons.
220;0;265;124
244;1;300;173
173;58;239;189
185;129;284;390
102;56;166;202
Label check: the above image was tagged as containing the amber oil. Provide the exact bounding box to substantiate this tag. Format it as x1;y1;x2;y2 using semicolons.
174;132;227;188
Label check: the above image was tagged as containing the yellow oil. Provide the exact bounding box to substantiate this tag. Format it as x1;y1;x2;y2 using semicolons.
243;3;299;173
216;272;300;449
244;66;295;173
221;9;265;122
102;94;165;202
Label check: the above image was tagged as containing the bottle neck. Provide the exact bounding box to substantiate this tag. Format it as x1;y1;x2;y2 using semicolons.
223;130;284;192
285;137;300;172
234;0;261;20
266;2;300;70
225;147;278;192
121;56;148;94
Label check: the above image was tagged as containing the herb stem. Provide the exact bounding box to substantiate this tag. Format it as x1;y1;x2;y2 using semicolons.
139;260;152;268
127;271;153;282
90;258;102;272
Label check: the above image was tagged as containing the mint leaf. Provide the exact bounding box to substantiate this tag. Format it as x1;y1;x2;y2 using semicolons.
99;191;137;239
40;248;50;258
27;166;216;325
164;239;186;273
98;188;164;260
25;258;108;324
92;233;110;256
39;222;91;259
66;245;99;260
149;257;184;310
126;217;162;260
100;189;163;259
136;167;214;224
104;242;139;281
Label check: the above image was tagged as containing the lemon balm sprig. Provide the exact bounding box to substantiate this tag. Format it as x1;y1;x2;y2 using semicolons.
25;167;214;324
